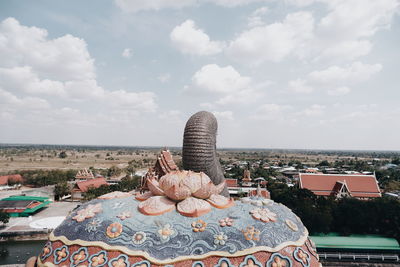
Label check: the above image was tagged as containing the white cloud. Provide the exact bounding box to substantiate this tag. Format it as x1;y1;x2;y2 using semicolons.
0;18;95;82
251;104;292;121
157;73;171;83
0;88;50;110
298;104;325;116
0;17;158;130
192;64;251;94
327;86;351;96
208;0;269;7
247;6;269;27
288;79;314;94
311;0;399;63
0;66;65;96
190;64;267;105
316;40;372;62
170;20;225;56
308;62;382;84
227;12;314;64
107;90;157;112
212;110;234;121
285;0;316;7
115;0;270;12
115;0;196;12
318;0;400;40
199;102;215;109
122;48;132;58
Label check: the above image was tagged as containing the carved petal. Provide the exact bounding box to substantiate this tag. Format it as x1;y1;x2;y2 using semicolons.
207;194;235;209
177;197;211;217
210;181;226;195
164;184;191;201
192;181;213;199
135;191;154;201
147;177;165;196
159;171;182;191
138;196;176;216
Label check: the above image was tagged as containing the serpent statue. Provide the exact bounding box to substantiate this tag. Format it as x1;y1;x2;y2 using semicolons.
182;111;229;197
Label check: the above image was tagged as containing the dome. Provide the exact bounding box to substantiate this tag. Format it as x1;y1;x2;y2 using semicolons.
33;111;321;266
36;184;321;267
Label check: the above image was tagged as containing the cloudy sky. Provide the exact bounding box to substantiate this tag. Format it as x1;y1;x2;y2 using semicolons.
0;0;399;150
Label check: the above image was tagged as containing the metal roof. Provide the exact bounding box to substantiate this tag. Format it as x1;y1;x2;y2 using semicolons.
0;200;35;209
310;234;400;251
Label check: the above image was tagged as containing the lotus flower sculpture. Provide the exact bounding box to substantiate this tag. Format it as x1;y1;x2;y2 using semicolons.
136;170;234;217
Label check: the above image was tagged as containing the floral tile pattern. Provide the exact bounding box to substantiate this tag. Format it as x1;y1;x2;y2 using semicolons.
239;255;263;267
88;251;108;267
50;194;308;263
266;253;292;267
293;247;310;267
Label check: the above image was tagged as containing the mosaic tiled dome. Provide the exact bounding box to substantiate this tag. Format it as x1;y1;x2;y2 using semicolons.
37;188;321;267
36;111;321;267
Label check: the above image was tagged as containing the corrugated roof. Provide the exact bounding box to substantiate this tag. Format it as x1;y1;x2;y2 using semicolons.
310;234;400;251
75;177;108;192
299;173;381;198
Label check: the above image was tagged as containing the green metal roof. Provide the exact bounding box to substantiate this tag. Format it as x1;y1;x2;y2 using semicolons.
1;195;49;201
310;233;400;251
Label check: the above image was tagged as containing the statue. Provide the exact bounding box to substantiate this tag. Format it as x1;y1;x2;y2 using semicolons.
28;111;321;267
183;111;229;197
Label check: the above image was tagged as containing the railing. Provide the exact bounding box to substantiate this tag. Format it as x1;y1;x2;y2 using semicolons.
318;252;399;262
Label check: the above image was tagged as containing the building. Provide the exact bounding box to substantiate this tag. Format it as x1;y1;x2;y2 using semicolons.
75;169;94;181
71;177;108;200
153;149;179;178
242;169;252;187
0;196;51;217
299;173;381;199
311;233;400;263
0;174;23;185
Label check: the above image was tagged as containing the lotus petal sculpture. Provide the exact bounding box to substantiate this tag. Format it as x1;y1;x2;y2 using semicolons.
137;170;233;217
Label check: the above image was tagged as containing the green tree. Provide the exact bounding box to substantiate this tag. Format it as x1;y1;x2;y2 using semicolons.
54;182;70;200
0;211;10;224
58;151;67;158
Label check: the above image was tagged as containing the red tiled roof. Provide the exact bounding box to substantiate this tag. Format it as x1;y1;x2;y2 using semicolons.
0;174;23;185
75;177;108;192
226;179;238;187
299;173;381;198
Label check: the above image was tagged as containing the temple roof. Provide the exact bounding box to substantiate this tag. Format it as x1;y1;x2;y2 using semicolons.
299;173;381;198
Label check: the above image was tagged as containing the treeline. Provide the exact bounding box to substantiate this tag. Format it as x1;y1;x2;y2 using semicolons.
83;176;141;200
269;182;400;241
19;169;76;186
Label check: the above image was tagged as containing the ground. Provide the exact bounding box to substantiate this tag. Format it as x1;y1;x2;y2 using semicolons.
0;201;79;234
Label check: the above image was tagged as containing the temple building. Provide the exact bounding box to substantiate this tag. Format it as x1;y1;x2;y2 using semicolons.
299;173;381;199
71;177;108;200
75;168;94;181
242;169;252;187
153;149;178;178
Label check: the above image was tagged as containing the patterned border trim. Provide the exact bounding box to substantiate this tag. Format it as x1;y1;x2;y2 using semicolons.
192;261;205;267
40;241;53;261
266;253;292;267
293;247;310;267
53;245;69;264
239;255;263;267
46;229;308;265
88;250;108;267
215;258;235;267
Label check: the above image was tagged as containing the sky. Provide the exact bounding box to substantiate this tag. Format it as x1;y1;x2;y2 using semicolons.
0;0;399;150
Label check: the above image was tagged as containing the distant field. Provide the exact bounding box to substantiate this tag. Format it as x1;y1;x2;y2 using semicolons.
0;144;398;173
